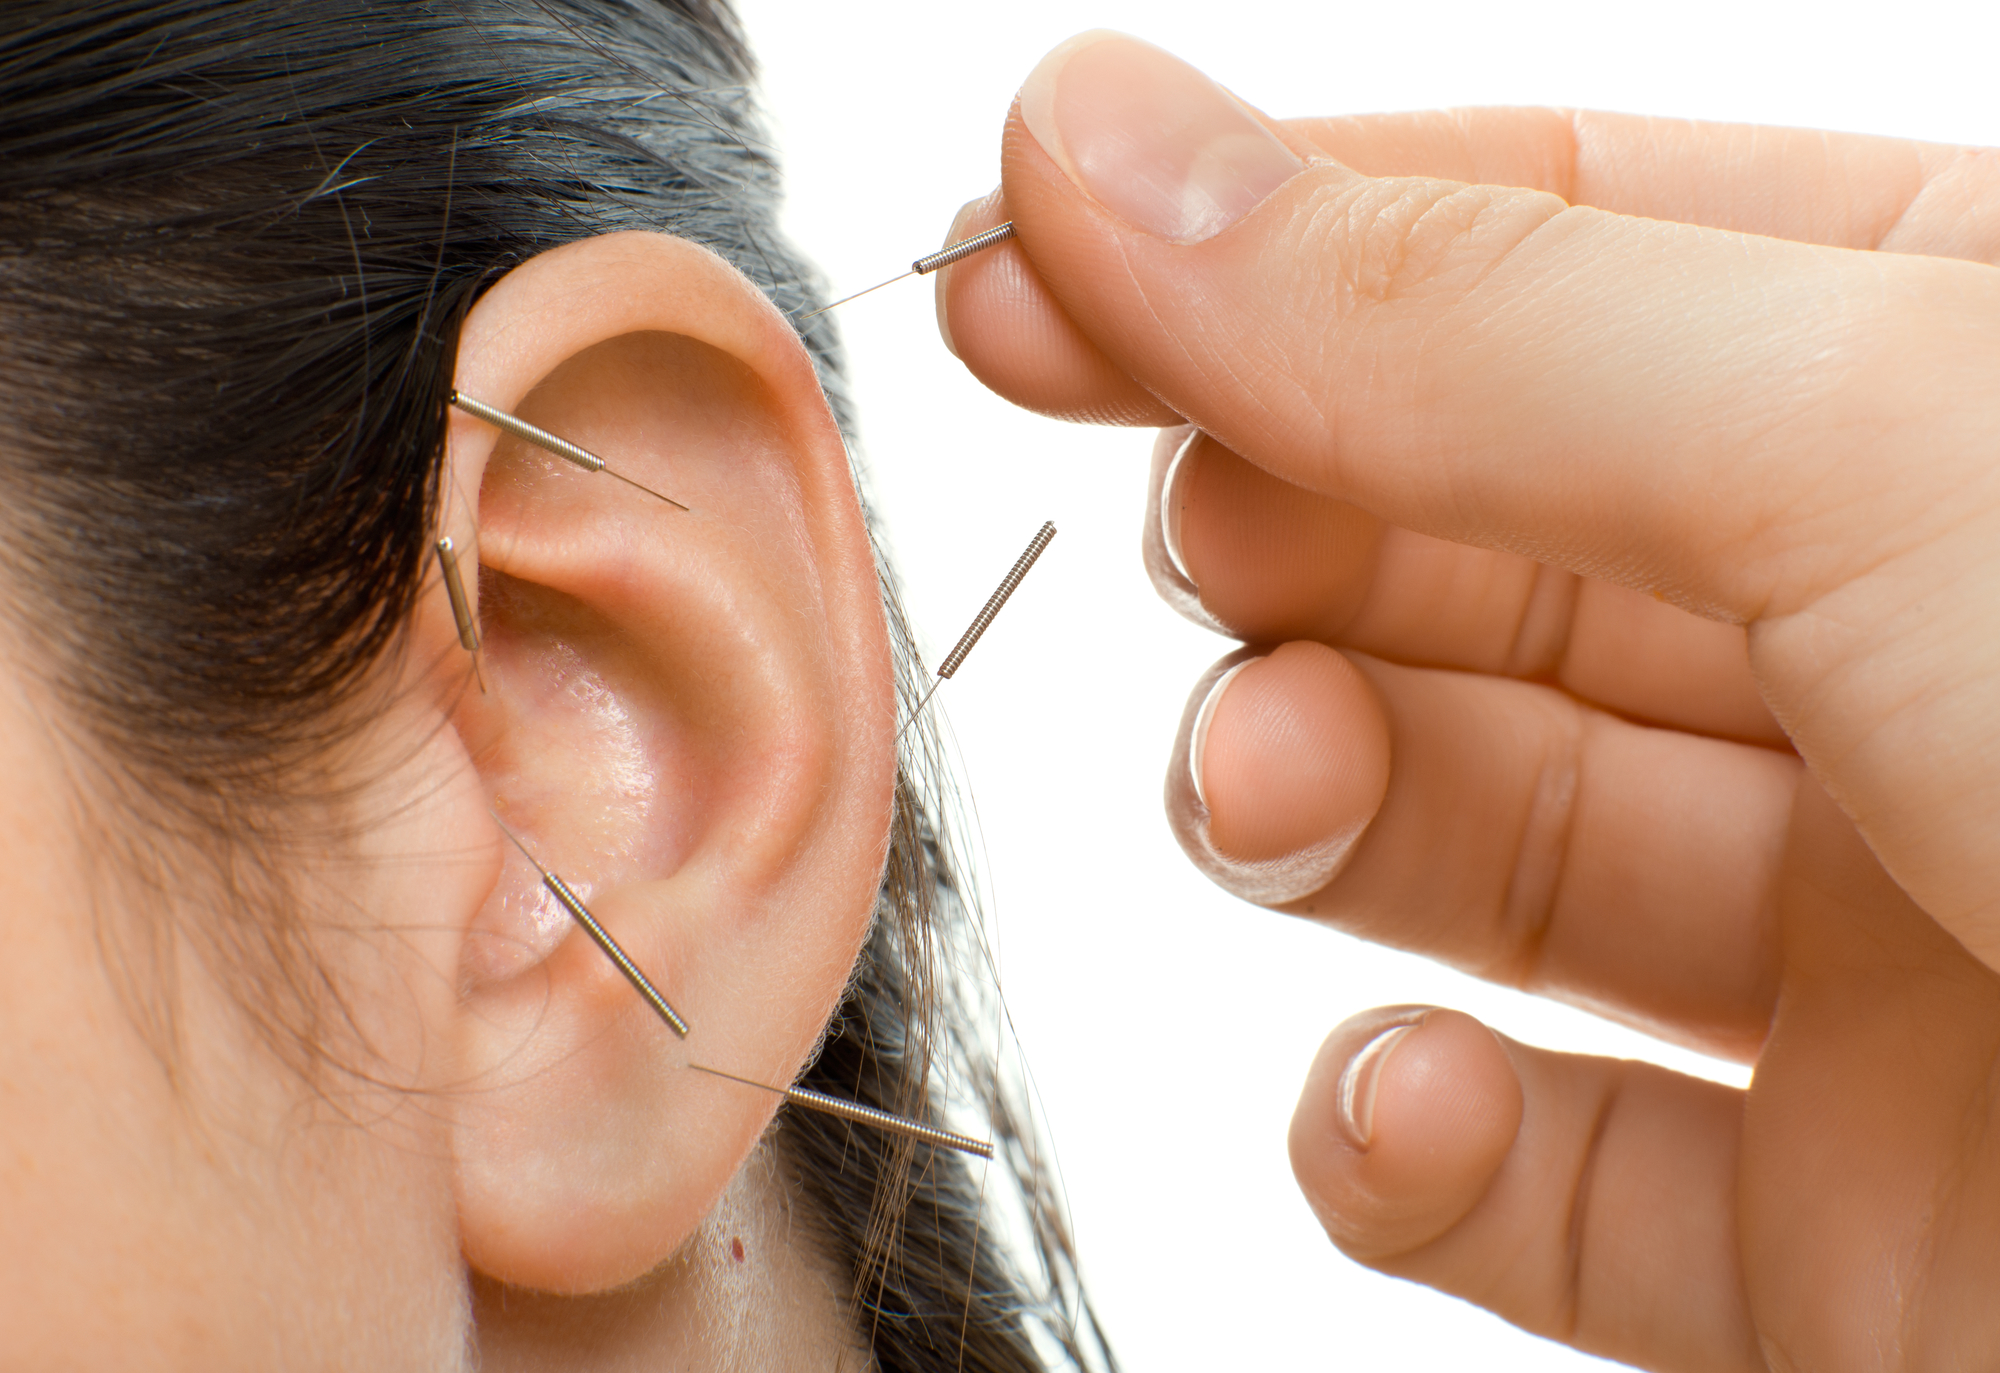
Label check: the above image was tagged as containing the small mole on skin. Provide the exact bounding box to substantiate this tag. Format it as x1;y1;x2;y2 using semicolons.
730;1237;746;1263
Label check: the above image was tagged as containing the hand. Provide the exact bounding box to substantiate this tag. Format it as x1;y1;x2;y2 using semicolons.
937;32;2000;1371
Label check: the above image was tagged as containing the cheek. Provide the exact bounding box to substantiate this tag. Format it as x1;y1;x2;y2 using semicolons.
0;859;471;1365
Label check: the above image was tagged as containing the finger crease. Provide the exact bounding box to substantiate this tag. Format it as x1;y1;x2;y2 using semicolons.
1558;110;1585;205
1558;1064;1626;1344
1900;1029;2000;1361
1503;564;1580;679
1497;706;1584;987
1871;148;1952;254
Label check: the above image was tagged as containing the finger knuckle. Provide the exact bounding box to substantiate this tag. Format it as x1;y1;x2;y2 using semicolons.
1304;178;1570;312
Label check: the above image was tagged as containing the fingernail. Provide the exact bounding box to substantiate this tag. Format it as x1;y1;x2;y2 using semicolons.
1018;31;1302;243
1337;1018;1424;1149
1143;429;1227;636
1188;656;1254;807
936;280;959;358
1159;429;1201;587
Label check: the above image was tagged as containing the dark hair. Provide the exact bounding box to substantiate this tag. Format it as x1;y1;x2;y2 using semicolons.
0;2;1112;1368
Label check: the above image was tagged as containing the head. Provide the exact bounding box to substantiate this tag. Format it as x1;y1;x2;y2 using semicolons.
0;2;1106;1367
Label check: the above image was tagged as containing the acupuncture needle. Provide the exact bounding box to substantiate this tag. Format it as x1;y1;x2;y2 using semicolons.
489;811;692;1037
899;520;1056;741
484;814;994;1158
799;220;1017;321
689;1062;996;1161
435;535;486;694
450;391;691;511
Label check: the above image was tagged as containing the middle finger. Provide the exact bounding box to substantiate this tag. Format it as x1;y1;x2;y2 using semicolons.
1147;427;1786;744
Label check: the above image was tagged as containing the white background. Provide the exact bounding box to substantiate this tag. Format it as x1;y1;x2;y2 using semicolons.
734;3;1996;1368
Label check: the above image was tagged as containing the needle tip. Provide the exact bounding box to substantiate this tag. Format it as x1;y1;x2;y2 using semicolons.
795;269;916;321
606;467;691;511
895;677;945;743
690;1062;779;1095
487;809;548;875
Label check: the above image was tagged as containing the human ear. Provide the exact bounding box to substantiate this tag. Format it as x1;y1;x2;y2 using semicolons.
428;232;895;1294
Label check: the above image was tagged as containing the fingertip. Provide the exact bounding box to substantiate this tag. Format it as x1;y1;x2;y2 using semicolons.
936;187;1179;425
1202;641;1389;865
1164;641;1390;906
934;195;991;359
1290;1007;1523;1262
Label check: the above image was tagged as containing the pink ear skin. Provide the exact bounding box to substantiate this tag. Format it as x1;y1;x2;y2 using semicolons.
435;233;896;1294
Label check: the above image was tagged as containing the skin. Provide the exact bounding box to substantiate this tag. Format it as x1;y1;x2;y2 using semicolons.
0;232;894;1368
940;32;2000;1371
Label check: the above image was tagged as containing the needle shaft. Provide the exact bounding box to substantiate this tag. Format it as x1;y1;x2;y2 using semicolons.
489;811;691;1038
797;269;914;321
690;1062;995;1159
796;221;1018;322
896;520;1056;739
450;392;689;511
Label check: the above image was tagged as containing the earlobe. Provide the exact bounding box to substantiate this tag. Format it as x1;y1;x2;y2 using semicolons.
428;233;895;1294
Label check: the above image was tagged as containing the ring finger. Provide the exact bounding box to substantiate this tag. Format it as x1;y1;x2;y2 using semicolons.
1170;643;1798;1057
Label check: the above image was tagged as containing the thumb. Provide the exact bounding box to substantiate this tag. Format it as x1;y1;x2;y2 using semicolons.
988;31;2000;625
